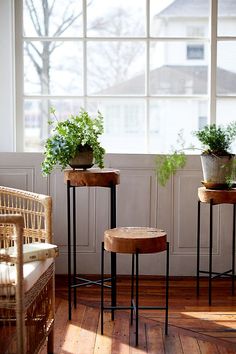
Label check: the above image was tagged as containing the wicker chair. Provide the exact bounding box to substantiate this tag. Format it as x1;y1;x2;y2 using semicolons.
0;186;55;354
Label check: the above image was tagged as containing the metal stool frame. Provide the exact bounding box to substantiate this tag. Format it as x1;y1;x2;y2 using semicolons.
196;199;236;305
67;180;117;320
101;241;169;346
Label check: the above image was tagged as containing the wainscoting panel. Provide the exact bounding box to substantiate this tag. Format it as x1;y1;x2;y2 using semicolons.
173;171;220;255
50;168;97;254
0;153;234;275
0;153;48;193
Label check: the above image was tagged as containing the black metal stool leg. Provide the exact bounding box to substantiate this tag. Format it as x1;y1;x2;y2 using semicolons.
165;242;169;335
101;242;104;335
67;180;72;320
72;186;77;308
135;251;139;347
197;200;201;297
110;184;117;320
232;204;236;295
131;254;135;325
111;252;116;321
209;198;213;306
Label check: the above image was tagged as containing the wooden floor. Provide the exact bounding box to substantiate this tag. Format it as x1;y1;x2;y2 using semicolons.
40;276;236;353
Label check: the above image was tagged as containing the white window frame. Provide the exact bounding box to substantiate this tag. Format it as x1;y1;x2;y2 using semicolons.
11;0;236;153
0;0;15;152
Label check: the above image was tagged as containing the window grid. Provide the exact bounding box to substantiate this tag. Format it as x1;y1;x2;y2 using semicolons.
16;0;236;153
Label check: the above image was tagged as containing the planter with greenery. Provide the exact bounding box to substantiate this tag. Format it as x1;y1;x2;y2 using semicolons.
155;122;236;188
42;108;105;176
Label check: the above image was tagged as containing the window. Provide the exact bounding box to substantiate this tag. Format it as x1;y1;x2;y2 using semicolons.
187;26;205;37
198;116;208;130
187;45;204;60
198;101;208;130
11;0;236;154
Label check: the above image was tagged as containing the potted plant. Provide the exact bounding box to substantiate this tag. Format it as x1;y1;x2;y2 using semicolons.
42;108;105;176
156;122;236;189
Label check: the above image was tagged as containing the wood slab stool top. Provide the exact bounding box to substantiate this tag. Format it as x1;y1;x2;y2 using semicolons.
64;168;120;187
198;187;236;205
104;227;167;254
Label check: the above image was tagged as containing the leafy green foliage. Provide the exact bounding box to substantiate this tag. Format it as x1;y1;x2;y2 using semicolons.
194;122;236;155
155;130;187;186
155;122;236;187
156;152;187;187
41;109;105;176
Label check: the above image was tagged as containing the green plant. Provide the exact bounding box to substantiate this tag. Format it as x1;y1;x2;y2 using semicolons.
194;122;236;155
42;108;105;176
156;122;236;187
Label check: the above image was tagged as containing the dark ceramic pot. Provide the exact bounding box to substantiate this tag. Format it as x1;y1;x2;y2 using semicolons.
69;144;94;170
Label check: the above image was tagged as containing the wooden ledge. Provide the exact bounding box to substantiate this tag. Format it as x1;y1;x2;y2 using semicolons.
104;227;167;254
64;168;120;187
198;187;236;205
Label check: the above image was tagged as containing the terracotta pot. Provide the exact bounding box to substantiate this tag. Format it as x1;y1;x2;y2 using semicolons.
201;154;234;189
69;145;94;169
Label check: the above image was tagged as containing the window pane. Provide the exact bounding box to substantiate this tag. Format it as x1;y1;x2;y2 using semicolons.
87;42;145;95
149;99;208;153
150;0;209;38
217;99;236;152
24;99;83;152
24;41;83;95
87;0;145;37
23;0;83;37
187;45;204;60
217;42;236;95
218;0;236;36
24;99;43;151
150;41;208;95
87;100;145;153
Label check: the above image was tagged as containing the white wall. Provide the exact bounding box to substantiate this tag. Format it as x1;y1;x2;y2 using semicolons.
0;152;234;277
0;0;15;151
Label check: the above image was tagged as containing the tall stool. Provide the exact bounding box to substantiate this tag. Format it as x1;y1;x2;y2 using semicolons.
197;187;236;305
64;168;120;320
101;227;169;346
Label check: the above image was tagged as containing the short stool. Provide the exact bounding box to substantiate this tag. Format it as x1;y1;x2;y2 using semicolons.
101;227;169;346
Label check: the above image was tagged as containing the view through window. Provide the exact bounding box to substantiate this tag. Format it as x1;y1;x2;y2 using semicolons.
20;0;236;153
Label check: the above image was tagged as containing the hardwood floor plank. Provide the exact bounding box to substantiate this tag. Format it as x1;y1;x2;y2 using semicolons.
48;276;236;354
198;339;220;354
164;333;183;354
53;298;75;354
129;319;147;353
216;345;236;354
146;324;165;354
58;302;86;354
179;334;201;354
111;312;130;354
94;311;114;354
76;306;100;354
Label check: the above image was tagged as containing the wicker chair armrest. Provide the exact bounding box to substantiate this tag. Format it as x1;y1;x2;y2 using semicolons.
0;214;24;264
0;186;52;244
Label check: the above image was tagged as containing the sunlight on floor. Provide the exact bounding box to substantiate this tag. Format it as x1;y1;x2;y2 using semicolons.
62;323;80;353
181;311;236;329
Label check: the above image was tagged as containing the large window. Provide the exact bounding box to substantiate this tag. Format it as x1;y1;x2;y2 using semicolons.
14;0;236;153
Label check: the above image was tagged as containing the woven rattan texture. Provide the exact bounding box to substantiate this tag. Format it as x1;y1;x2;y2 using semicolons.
0;186;55;354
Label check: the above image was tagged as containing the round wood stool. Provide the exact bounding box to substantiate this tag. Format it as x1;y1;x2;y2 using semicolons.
101;227;169;346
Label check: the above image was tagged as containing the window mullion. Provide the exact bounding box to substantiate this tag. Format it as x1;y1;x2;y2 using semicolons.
208;0;218;124
145;0;150;153
83;0;87;109
15;0;24;151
